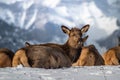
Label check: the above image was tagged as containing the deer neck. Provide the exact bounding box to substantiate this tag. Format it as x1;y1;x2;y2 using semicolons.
118;41;120;46
63;42;82;63
118;37;120;46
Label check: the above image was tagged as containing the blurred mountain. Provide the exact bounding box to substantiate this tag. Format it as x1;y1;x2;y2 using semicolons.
97;29;120;49
93;0;120;49
0;19;65;52
0;19;27;52
0;0;120;53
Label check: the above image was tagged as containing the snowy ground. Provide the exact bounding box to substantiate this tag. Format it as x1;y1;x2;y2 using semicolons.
0;66;120;80
0;1;120;80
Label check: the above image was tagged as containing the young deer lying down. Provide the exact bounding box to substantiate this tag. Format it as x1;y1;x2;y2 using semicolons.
72;45;104;66
0;48;14;67
12;24;90;68
103;37;120;65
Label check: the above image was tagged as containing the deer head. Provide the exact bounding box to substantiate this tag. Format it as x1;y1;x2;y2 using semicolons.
61;24;89;48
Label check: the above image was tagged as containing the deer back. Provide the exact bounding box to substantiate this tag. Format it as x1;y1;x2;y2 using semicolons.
13;24;90;68
73;45;104;66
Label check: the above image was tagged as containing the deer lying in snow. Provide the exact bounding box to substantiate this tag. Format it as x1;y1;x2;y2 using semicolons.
0;48;14;67
72;45;104;66
12;24;90;68
103;37;120;65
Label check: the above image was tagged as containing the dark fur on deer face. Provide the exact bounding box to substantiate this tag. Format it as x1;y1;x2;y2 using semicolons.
13;24;89;68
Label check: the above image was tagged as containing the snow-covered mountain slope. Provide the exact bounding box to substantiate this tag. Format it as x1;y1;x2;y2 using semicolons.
0;0;120;53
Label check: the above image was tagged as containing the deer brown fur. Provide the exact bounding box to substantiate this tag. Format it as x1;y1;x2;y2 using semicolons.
103;37;120;65
102;46;120;65
0;48;14;67
72;45;104;66
12;24;90;68
12;49;30;67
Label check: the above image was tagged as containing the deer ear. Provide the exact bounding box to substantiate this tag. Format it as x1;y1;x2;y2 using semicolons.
61;25;70;34
82;35;88;42
25;42;31;47
81;24;90;34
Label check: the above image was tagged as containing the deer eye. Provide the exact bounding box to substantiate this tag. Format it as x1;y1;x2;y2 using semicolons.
71;33;75;36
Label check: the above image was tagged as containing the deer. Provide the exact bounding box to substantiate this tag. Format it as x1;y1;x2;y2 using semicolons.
72;45;104;66
102;37;120;65
0;48;14;67
12;24;90;68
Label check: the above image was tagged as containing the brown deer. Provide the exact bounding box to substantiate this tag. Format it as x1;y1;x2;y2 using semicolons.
72;45;104;66
102;37;120;65
12;24;90;68
0;48;14;67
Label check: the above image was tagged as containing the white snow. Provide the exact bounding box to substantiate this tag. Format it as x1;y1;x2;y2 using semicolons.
0;0;22;4
0;66;120;80
42;0;60;8
24;9;38;29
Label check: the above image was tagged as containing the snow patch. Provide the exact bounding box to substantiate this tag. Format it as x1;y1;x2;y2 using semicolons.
0;66;120;80
0;0;22;4
54;6;69;17
105;70;113;74
42;0;60;8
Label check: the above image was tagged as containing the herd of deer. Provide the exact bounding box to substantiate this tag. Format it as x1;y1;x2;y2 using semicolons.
0;24;120;68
